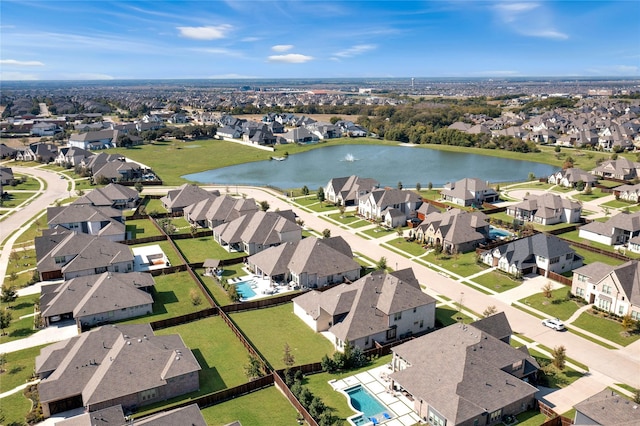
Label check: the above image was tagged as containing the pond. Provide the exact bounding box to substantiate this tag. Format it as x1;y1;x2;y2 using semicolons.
182;144;557;189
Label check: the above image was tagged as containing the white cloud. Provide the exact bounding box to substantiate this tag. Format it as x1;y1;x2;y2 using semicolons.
271;44;293;52
0;59;45;67
177;25;232;40
208;73;258;79
525;30;568;40
190;47;244;58
242;37;261;42
493;2;567;40
64;73;115;80
267;53;313;63
335;44;376;58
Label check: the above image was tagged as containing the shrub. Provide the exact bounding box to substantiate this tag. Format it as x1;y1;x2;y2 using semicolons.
189;289;202;306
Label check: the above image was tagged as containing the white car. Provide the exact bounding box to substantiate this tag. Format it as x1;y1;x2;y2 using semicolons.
542;318;565;331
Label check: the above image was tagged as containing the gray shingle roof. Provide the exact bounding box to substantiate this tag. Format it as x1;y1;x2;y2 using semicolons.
574;389;640;425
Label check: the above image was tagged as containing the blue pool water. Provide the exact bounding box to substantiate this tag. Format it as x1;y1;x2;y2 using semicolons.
346;385;392;424
234;281;257;298
489;226;513;239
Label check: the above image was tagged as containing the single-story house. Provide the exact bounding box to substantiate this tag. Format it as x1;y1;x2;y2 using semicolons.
55;403;206;426
293;269;436;351
573;390;640;425
593;158;640;181
614;183;640;203
183;194;258;228
161;183;219;213
40;272;155;327
36;323;201;417
72;183;141;210
0;166;14;185
578;211;640;247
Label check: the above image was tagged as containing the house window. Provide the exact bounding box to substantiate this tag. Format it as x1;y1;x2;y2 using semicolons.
598;299;611;311
550;257;560;264
427;408;445;426
54;256;65;264
575;287;584;298
386;327;397;340
419;320;424;328
365;336;369;345
394;312;402;321
631;311;640;321
566;253;573;260
127;263;132;271
139;388;157;401
114;265;119;272
602;285;612;295
489;409;502;423
619;305;625;315
577;274;588;283
413;307;417;313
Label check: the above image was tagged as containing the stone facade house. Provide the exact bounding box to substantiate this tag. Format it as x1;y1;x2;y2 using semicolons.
506;193;582;225
357;188;422;225
441;177;499;207
414;209;490;253
325;175;379;206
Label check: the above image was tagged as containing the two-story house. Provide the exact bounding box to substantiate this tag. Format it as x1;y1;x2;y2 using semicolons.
325;175;379;206
441;177;499;207
507;193;582;225
358;188;422;227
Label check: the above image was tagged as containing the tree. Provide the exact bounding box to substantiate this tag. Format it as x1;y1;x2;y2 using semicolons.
482;305;498;318
416;182;421;191
259;200;270;211
634;388;640;404
0;352;6;374
322;228;331;239
244;355;265;380
552;345;566;370
0;285;17;304
8;272;18;285
428;182;433;190
339;205;346;217
376;256;387;271
621;314;637;333
282;343;295;368
0;310;12;336
329;116;342;124
189;289;202;306
134;181;143;193
434;241;443;257
527;172;536;181
301;185;309;196
397;181;403;190
9;250;19;265
583;183;592;195
317;187;325;204
227;285;240;302
542;281;553;299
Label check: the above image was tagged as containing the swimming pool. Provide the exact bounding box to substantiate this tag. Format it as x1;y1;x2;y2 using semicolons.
346;385;392;425
489;226;513;239
234;280;257;298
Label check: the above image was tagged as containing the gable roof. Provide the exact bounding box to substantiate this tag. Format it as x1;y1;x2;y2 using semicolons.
574;390;640;425
161;183;217;210
72;183;139;207
486;233;575;267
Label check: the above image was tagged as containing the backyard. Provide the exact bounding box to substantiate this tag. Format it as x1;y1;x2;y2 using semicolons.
230;303;335;370
173;235;246;263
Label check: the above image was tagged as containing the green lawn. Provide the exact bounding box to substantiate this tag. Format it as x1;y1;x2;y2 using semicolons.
12;175;42;190
173;236;246;263
200;385;299;426
1;390;32;426
423;251;487;277
416;189;442;200
598;180;623;189
155;316;250;394
571;246;625;267
472;270;523;293
572;189;611;202
0;345;45;393
326;211;363;225
5;248;37;276
600;199;635;209
384;237;428;257
125;218;164;238
13;213;46;245
119;271;208;323
571;311;640;346
0;293;39;344
361;226;399;239
230;303;335;370
168;216;191;232
528;348;584;388
302;355;392;421
1;191;35;208
197;271;234;306
436;305;476;326
132;240;184;266
517;287;580;321
144;197;168;214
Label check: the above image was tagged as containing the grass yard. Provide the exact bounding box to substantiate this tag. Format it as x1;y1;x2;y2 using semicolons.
326;211;363;225
0;293;39;344
518;287;580;321
423;251;487;277
173;235;246;263
571;246;625;267
571;311;640;346
472;270;523;293
155;316;250;394
384;237;428;257
304;355;392;421
120;271;209;323
1;391;32;426
572;189;611;202
514;410;550;426
600;199;635;209
528;348;584;388
5;248;37;276
2;191;35;208
0;345;45;393
230;303;335;370
13;213;47;245
125;218;164;238
198;272;234;306
416;189;442;200
12;175;42;190
436;305;476;327
144;197;168;213
362;226;399;239
168;216;191;233
200;385;299;425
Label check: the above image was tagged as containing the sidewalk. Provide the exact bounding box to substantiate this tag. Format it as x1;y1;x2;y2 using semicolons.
0;321;78;354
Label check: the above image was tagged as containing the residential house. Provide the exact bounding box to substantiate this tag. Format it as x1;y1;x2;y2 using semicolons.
389;315;539;426
160;183;218;213
68;129;117;150
281;127;318;144
573;390;640;425
183;194;258;228
247;236;361;288
35;323;200;417
293;269;436;351
213;210;301;255
47;204;126;241
325;175;380;206
593;158;640;181
479;233;583;277
506;193;582;225
40;272;155;327
92;159;143;183
547;168;598;188
72;183;140;210
0;143;17;159
81;152;124;175
17;142;58;163
571;261;640;319
414;209;490;254
55;403;206;426
216;125;242;139
357;188;422;227
441;177;499;207
36;230;134;280
30;122;61;136
0;166;14;185
578;211;640;247
614;183;640;202
55;147;94;167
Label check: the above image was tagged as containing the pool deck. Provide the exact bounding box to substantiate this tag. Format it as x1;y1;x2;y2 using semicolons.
232;270;297;301
132;244;170;272
330;365;422;426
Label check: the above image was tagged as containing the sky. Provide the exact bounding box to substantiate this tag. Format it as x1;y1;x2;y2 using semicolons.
1;0;639;80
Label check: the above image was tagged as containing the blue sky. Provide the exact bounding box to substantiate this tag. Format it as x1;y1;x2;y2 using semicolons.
1;0;638;80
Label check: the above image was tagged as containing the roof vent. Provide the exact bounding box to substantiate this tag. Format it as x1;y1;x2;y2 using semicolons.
126;341;131;345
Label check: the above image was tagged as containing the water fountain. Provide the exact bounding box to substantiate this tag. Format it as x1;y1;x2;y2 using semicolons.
344;153;356;162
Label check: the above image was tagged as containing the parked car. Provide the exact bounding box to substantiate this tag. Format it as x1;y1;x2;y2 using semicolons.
542;318;565;331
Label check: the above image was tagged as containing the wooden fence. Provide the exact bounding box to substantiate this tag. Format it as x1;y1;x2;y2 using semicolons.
122;235;167;245
560;237;631;262
273;372;319;426
150;307;218;330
